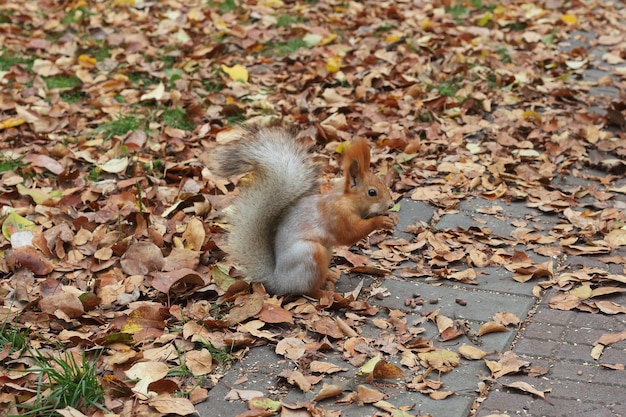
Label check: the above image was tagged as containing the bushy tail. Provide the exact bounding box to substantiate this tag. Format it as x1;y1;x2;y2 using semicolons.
213;127;318;282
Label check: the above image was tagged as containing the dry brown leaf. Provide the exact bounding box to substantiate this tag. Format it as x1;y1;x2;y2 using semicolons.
313;383;345;401
371;359;407;381
595;300;626;314
256;303;294;325
477;321;508;336
505;381;550;399
38;291;85;319
418;349;460;373
279;369;312;392
185;349;213;376
595;330;626;346
356;385;385;404
485;351;530;378
275;337;306;361
310;361;347;374
458;344;489;360
429;390;456;400
224;293;265;326
493;312;521;326
148;395;197;414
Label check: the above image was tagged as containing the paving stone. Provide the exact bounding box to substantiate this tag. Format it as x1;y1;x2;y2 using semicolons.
421;264;539;296
396;198;435;232
521;321;566;341
380;279;535;326
532;305;577;325
514;337;559;358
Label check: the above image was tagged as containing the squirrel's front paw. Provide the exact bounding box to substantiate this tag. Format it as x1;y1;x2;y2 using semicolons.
379;215;395;230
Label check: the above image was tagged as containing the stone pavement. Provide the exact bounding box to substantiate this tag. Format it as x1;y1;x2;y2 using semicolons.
198;191;626;417
197;27;626;417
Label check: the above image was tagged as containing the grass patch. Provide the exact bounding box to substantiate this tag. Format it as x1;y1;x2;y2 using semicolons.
0;49;36;71
218;0;238;13
276;14;305;27
0;158;24;173
0;10;12;24
91;42;111;61
97;115;143;140
433;76;463;97
197;341;235;367
43;75;82;90
61;6;92;26
0;321;29;355
265;38;308;56
61;89;87;104
206;0;240;14
127;71;160;87
446;0;496;21
17;350;106;416
497;47;512;64
162;107;195;131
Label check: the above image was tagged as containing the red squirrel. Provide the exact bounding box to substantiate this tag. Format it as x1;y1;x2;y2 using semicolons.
213;126;395;297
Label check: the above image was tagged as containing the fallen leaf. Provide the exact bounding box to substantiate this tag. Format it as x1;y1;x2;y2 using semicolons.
505;381;549;399
221;64;248;82
478;321;507;336
357;385;385;404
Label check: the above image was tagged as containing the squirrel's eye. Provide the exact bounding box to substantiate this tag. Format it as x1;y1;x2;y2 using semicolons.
368;188;377;197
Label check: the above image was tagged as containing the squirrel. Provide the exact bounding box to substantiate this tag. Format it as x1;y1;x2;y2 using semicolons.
213;126;395;297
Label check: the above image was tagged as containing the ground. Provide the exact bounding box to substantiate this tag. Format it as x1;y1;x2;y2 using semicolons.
0;0;625;416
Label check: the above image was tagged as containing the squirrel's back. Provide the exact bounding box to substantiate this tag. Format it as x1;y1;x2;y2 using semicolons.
213;127;319;284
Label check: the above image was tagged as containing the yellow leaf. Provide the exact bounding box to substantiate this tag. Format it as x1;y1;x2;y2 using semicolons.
357;356;381;376
319;33;338;46
2;211;36;240
259;0;284;6
385;34;402;44
522;110;542;123
112;0;136;6
570;284;592;300
326;56;342;73
16;184;62;205
78;55;97;68
561;14;578;25
221;64;248;83
0;117;26;130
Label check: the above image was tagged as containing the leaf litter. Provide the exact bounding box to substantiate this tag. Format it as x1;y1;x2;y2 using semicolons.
0;0;625;415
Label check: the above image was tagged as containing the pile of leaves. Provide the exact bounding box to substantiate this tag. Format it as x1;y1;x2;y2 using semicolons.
0;0;625;415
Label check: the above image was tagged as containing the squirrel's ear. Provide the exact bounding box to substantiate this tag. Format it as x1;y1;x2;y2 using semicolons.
346;159;360;189
343;138;370;190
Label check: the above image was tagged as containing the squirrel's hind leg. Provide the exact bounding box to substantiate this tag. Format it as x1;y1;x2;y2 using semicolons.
273;241;331;297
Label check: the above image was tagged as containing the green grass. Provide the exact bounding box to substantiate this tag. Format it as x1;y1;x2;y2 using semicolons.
265;38;308;56
162;107;195;131
218;0;238;13
61;89;87;104
91;42;111;61
276;14;305;27
497;47;512;64
433;77;463;97
127;71;160;87
0;321;29;355
446;0;496;21
0;158;24;173
97;115;143;140
197;341;235;367
61;6;92;26
17;350;106;416
0;50;36;71
206;0;239;14
43;75;82;90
